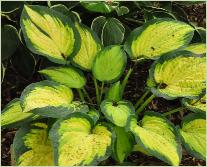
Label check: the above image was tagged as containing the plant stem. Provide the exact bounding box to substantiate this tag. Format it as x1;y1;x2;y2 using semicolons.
136;94;156;114
134;89;151;109
162;107;185;116
82;87;93;104
93;77;100;104
121;68;133;97
77;89;85;102
99;82;105;103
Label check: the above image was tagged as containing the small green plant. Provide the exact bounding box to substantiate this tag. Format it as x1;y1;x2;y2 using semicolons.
1;2;206;166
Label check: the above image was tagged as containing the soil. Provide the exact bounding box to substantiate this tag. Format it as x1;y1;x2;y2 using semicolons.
1;3;206;166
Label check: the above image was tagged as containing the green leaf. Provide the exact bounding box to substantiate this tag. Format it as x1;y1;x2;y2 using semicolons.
91;16;125;46
39;66;86;88
20;80;74;118
106;81;122;102
112;126;133;163
184;43;206;54
1;98;38;128
178;113;206;160
72;22;102;70
92;45;127;82
182;94;206;113
128;112;182;165
49;112;113;166
116;6;129;16
88;109;100;124
148;51;206;99
81;1;119;13
13;121;54;166
1;62;6;83
124;18;194;60
20;5;80;64
101;100;135;127
2;25;20;61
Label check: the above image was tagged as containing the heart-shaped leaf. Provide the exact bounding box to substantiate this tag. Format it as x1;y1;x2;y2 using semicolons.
20;5;80;64
13;121;54;166
148;51;206;99
184;43;206;54
112;126;133;163
49;112;113;166
91;16;125;46
178;113;206;160
101;100;135;127
81;1;119;13
128;112;182;165
2;25;20;61
20;80;74;118
39;66;86;88
92;45;127;82
1;98;38;128
124;18;194;60
182;94;206;113
72;23;102;70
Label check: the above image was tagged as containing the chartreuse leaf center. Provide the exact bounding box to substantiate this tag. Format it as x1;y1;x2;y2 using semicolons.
148;51;206;99
178;113;206;160
13;122;54;166
124;18;194;60
49;113;112;166
128;112;182;165
20;80;74;118
20;5;80;64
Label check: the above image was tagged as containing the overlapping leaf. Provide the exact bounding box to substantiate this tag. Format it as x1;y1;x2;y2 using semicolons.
128;112;182;165
112;126;133;163
39;66;86;88
178;113;206;160
101;100;135;127
124;18;194;60
1;98;37;128
92;45;127;82
91;16;125;46
72;23;102;70
20;80;74;118
182;94;206;113
20;5;80;64
13;122;54;166
184;43;206;54
49;112;113;166
148;51;206;99
106;81;122;102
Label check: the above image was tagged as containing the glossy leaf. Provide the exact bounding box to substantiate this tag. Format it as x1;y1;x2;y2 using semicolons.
184;43;206;54
92;45;127;82
101;100;135;127
81;1;118;13
49;112;113;166
128;112;182;165
112;126;133;163
72;23;102;70
13;122;54;166
106;81;122;102
20;5;80;64
148;51;206;99
2;25;19;60
92;16;125;46
182;94;206;113
1;99;37;128
39;66;86;88
178;113;206;160
116;6;129;16
124;18;194;60
88;109;100;124
20;80;74;118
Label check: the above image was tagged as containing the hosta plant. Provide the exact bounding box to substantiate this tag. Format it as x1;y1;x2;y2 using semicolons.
1;3;206;166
